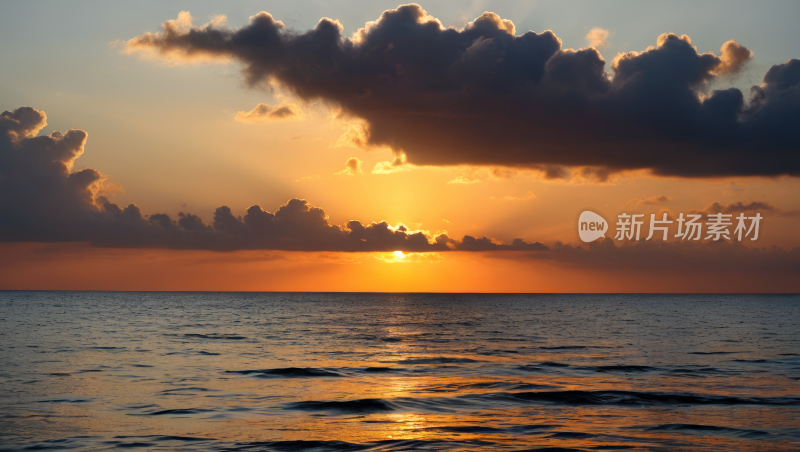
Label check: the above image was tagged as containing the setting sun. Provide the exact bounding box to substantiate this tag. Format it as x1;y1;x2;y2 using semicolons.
1;1;799;450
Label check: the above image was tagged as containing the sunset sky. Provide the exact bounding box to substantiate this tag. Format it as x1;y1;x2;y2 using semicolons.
1;0;799;292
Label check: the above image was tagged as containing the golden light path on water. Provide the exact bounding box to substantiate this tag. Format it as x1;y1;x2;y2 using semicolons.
0;292;799;451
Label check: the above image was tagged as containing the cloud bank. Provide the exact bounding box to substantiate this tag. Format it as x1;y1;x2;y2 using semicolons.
124;4;799;178
512;238;800;275
698;200;800;217
3;106;796;277
0;107;547;252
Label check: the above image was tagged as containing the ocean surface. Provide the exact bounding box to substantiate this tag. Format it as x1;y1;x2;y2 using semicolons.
0;292;799;451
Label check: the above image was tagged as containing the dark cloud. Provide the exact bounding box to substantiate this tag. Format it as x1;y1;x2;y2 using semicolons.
505;238;800;274
0;107;102;242
0;107;546;252
125;5;798;177
234;102;303;122
703;200;778;214
454;236;549;251
700;200;800;217
620;199;798;222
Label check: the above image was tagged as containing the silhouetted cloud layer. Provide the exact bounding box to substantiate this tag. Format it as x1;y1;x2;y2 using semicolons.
693;200;800;218
125;4;799;178
3;106;795;278
510;238;800;274
0;107;546;252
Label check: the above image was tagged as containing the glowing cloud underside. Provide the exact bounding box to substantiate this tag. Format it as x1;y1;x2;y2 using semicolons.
0;107;548;253
124;4;799;178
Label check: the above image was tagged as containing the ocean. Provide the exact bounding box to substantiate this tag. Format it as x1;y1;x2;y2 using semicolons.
0;292;798;451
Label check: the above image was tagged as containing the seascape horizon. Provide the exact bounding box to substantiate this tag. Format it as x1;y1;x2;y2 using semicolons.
2;1;800;450
1;292;798;451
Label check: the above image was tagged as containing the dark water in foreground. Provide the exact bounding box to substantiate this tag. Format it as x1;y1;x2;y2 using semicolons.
0;293;799;451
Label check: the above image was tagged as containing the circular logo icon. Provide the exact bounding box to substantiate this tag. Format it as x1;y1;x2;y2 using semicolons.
578;210;608;242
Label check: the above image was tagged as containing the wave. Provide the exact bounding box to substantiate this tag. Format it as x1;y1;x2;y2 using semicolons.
159;387;213;394
538;346;590;350
432;424;561;434
217;439;497;451
182;333;246;340
540;362;570;367
645;424;771;438
286;399;395;413
417;381;559;394
227;368;341;378
391;357;479;365
285;390;800;415
361;367;403;373
505;390;800;406
144;408;213;415
582;365;657;373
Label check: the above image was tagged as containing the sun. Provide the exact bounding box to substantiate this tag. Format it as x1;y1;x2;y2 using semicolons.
393;251;406;260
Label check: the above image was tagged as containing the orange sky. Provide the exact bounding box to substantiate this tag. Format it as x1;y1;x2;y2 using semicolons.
1;242;796;293
1;2;799;292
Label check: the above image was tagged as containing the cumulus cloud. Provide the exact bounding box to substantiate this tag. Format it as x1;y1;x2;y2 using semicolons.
0;107;109;242
336;157;363;175
121;11;231;64
372;154;411;174
120;5;800;178
5;106;798;282
0;107;549;253
453;236;549;252
716;40;753;76
234;102;303;122
585;27;610;49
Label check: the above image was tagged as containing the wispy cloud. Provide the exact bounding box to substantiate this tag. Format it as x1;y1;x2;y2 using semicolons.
235;103;303;123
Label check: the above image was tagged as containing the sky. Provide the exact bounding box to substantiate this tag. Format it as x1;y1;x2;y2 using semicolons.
1;0;799;292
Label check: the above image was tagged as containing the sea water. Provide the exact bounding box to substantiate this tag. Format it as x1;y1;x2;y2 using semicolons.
0;292;798;451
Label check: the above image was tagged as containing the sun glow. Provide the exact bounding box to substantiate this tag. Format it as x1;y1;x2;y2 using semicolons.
393;251;406;260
